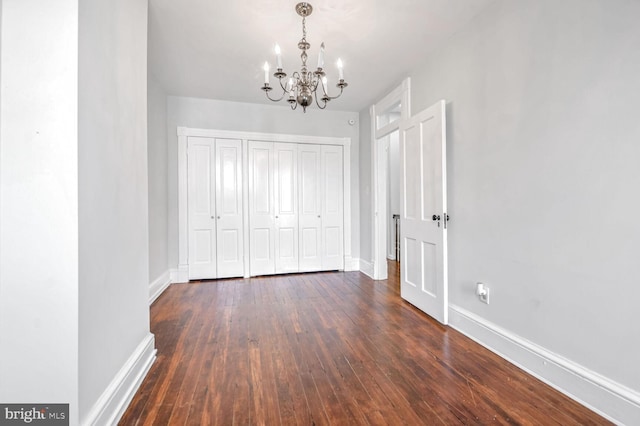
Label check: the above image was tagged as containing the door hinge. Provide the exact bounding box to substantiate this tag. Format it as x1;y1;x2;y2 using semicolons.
444;213;450;229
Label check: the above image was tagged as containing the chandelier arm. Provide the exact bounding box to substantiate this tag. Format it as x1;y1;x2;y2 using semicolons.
314;93;328;109
276;77;289;93
322;84;346;101
315;76;345;101
264;88;287;102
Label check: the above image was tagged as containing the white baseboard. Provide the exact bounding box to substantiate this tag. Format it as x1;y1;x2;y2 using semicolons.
170;264;189;283
359;259;374;279
149;270;171;305
344;256;360;272
449;305;640;426
83;333;156;426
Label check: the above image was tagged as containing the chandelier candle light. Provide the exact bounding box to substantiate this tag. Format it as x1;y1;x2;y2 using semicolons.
261;2;348;112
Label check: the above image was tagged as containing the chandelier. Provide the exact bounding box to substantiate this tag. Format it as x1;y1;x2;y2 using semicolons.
260;2;348;112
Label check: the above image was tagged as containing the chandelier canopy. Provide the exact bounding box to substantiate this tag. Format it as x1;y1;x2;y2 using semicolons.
261;2;348;112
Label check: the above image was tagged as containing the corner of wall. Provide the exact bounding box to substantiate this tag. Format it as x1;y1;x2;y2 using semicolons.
82;334;156;426
359;259;374;279
149;270;171;305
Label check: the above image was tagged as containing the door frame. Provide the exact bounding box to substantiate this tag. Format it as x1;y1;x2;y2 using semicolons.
177;127;353;281
369;78;411;280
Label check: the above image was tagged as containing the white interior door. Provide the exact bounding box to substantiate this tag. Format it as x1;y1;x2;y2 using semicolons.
400;100;448;324
298;144;322;272
274;143;298;273
187;137;217;279
248;141;275;276
215;139;244;278
321;145;344;270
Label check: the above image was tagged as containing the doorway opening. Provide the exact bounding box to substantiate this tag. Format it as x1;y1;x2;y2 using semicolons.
386;130;401;263
370;78;410;280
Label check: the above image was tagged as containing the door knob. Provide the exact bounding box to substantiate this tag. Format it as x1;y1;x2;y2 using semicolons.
317;215;321;218
432;214;440;221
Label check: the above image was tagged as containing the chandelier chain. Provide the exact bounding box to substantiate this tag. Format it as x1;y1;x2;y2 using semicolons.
302;16;307;42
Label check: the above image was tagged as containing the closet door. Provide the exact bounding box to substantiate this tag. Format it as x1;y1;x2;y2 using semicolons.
187;137;217;279
215;139;244;278
274;143;299;273
321;145;344;270
248;141;276;276
298;144;322;272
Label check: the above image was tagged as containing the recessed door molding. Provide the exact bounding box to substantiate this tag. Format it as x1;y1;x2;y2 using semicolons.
370;78;411;280
177;127;353;281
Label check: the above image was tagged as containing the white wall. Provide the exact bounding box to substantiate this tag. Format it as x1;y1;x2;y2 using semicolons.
167;96;360;274
78;0;152;423
0;1;80;423
148;73;170;285
361;0;640;422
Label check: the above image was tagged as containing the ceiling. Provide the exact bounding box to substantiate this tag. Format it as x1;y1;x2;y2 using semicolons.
148;0;496;112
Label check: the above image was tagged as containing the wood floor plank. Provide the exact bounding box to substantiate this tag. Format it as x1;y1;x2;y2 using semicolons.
120;262;611;426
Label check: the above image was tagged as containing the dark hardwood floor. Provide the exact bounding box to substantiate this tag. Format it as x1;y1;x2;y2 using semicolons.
120;261;609;425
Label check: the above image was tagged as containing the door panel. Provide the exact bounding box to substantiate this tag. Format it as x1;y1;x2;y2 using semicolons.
403;125;420;220
248;141;275;275
187;137;217;279
324;226;341;257
193;230;213;263
220;230;239;262
298;145;322;271
252;148;271;214
215;139;244;278
321;145;344;270
274;143;299;273
400;100;448;324
422;241;437;296
404;237;419;287
301;228;319;258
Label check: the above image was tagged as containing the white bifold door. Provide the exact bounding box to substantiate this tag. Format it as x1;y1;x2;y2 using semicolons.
400;100;448;324
298;144;322;271
247;140;276;276
248;141;344;276
320;145;345;271
187;137;244;280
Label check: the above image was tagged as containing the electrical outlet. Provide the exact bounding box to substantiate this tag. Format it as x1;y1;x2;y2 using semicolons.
476;282;490;304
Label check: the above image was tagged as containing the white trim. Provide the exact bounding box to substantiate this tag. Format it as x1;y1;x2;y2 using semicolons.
177;127;352;147
83;334;156;426
369;104;377;278
342;141;352;271
449;305;640;426
343;256;359;272
371;78;411;280
170;266;188;283
177;132;188;279
359;259;374;279
149;270;171;304
177;127;352;278
242;139;250;278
